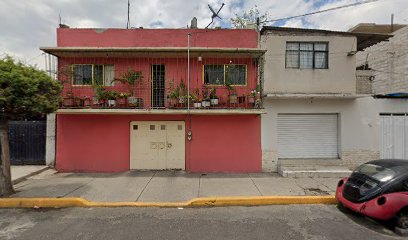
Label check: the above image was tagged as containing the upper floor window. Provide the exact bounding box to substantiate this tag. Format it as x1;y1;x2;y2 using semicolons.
72;64;115;86
203;64;247;85
285;42;328;69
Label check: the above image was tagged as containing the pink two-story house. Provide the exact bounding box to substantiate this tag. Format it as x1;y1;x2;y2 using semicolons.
41;27;265;173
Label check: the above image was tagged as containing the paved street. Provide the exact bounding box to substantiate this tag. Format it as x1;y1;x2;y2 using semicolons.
0;205;404;240
11;169;340;202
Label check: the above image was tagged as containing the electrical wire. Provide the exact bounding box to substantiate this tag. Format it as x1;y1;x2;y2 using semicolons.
259;0;389;24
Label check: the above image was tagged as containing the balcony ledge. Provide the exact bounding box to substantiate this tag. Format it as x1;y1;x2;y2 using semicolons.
264;93;371;99
56;108;266;115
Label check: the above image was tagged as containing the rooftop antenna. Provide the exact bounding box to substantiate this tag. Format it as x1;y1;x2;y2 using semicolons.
205;3;225;29
126;0;130;29
391;13;394;32
58;12;69;28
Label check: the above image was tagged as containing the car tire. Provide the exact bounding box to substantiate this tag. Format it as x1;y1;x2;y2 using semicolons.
397;212;408;229
337;202;346;212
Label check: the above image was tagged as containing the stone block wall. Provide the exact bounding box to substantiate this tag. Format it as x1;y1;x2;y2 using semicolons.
262;150;278;172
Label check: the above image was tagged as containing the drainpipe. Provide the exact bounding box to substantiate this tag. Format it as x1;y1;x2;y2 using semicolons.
187;33;191;111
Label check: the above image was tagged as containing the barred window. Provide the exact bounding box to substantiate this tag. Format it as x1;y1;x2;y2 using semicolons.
204;64;247;85
204;65;224;85
72;64;115;86
285;42;328;69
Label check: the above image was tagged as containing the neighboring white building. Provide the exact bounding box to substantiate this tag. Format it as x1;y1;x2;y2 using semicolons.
352;23;408;161
259;26;406;177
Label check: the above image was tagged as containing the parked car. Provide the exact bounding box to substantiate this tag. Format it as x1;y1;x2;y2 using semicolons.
336;159;408;229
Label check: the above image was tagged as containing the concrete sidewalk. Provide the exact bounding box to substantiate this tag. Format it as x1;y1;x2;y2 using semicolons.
11;165;49;184
11;169;340;202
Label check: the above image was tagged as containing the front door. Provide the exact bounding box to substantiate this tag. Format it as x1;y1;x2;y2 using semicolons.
130;121;185;170
151;64;165;108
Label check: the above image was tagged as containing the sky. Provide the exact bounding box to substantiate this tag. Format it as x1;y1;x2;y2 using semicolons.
0;0;407;70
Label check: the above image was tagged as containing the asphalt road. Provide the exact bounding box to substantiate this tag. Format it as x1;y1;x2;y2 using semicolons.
0;205;404;240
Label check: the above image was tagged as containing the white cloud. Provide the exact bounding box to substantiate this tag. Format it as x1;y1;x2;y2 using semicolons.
0;0;407;69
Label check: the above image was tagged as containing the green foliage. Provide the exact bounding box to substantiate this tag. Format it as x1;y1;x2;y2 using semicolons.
0;56;62;120
230;5;269;29
209;87;218;99
115;68;143;86
93;85;118;100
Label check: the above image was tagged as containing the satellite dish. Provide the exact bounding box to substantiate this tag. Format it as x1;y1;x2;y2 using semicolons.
205;3;225;29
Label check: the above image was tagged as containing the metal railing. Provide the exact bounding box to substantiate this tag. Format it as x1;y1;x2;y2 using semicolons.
59;85;261;110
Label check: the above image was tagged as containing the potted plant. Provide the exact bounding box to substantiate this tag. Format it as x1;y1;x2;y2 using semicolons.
114;68;144;107
201;87;210;107
94;85;108;107
248;89;256;104
117;92;129;106
209;87;219;106
107;91;119;107
192;88;201;108
177;80;187;105
167;80;178;108
226;81;237;104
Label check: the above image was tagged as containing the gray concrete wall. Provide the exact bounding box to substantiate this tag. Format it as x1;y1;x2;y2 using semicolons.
45;113;56;166
356;26;408;95
260;31;357;94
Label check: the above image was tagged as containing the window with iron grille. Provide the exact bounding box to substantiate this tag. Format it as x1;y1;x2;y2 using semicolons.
72;64;115;86
203;64;247;85
285;42;328;69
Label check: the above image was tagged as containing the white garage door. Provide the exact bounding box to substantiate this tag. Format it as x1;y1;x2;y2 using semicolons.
130;121;185;170
380;114;408;159
278;114;339;158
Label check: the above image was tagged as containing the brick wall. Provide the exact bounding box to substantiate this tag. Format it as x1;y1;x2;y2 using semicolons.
356;26;408;95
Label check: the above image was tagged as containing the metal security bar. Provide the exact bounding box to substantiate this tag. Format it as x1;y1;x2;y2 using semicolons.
57;54;262;110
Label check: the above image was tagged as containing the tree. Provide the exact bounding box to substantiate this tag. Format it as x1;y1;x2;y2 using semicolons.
0;56;62;196
230;5;270;30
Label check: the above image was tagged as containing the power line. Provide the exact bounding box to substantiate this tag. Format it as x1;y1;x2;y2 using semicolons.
260;0;388;24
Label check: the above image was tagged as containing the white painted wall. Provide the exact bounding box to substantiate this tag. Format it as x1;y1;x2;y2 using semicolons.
262;98;408;159
260;32;357;94
45;113;56;166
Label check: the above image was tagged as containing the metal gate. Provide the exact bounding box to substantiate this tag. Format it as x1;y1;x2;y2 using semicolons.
8;121;46;165
380;113;408;159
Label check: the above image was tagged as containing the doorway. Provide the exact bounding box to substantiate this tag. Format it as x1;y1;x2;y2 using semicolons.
130;121;185;170
151;64;165;108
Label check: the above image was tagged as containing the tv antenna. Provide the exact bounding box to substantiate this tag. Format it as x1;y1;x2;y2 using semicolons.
205;3;225;28
126;0;130;29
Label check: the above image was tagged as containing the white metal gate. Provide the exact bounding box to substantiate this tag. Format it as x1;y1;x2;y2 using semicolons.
130;121;185;170
380;114;408;159
277;114;339;158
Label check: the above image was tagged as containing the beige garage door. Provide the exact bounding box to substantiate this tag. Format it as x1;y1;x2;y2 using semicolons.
130;121;185;170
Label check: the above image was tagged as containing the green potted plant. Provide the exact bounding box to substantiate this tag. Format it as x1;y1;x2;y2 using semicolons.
117;92;129;106
114;68;143;107
248;89;256;104
192;88;201;108
177;80;187;105
225;81;237;104
94;85;109;107
201;87;210;107
106;91;119;107
209;87;219;106
167;80;178;108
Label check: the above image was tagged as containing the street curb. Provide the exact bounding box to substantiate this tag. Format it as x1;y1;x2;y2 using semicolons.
0;196;336;208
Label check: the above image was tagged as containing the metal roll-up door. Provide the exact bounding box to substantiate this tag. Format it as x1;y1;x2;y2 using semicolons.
277;114;339;158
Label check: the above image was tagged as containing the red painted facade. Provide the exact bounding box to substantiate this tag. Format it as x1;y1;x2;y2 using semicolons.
57;28;258;48
51;27;263;173
56;114;262;172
